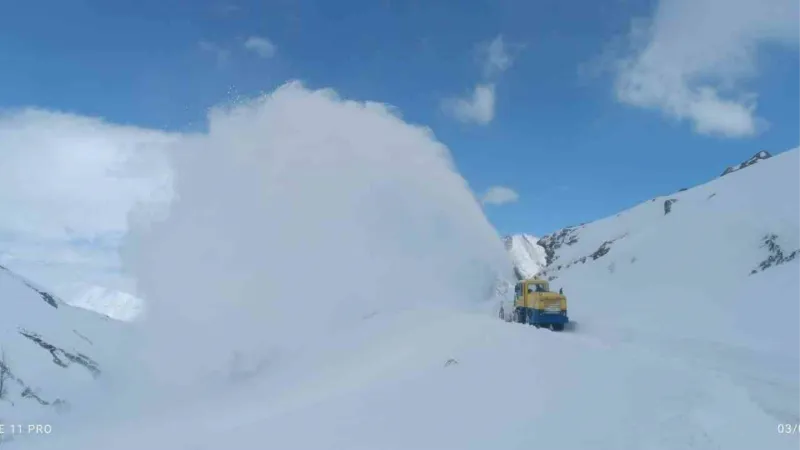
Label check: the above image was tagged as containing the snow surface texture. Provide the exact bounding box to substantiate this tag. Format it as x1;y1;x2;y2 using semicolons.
10;88;799;449
0;265;124;436
20;311;800;450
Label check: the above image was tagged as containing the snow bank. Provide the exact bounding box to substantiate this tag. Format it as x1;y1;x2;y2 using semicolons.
120;81;513;397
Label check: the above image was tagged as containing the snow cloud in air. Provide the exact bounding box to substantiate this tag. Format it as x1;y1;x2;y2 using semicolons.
121;81;513;394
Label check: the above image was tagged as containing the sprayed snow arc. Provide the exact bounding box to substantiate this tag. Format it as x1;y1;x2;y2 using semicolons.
5;82;798;449
503;234;547;279
115;81;514;398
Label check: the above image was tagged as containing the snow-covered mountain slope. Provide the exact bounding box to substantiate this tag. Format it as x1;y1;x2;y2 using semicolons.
505;148;800;424
0;266;122;428
502;234;547;279
61;284;144;322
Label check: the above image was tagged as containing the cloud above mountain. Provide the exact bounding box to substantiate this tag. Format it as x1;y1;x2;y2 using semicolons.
0;108;175;294
610;0;799;137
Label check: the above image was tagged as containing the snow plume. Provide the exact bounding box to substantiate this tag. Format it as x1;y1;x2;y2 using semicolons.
121;81;513;395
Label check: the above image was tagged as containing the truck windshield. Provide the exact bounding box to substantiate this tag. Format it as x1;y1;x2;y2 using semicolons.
528;283;548;293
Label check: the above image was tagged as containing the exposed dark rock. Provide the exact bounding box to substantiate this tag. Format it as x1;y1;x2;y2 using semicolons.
21;387;49;405
0;352;65;409
0;266;61;308
19;281;58;309
721;151;772;177
18;329;101;378
707;193;716;200
590;241;613;260
536;226;582;267
750;234;800;275
73;330;93;345
678;188;688;192
664;198;678;215
539;234;628;280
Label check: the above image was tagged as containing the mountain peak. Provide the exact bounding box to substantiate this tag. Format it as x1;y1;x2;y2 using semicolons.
720;150;772;177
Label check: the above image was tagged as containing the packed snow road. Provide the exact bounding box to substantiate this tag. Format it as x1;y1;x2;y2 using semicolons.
574;320;800;425
18;310;798;450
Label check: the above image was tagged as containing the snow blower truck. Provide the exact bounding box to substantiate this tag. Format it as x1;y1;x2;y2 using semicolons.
509;278;569;331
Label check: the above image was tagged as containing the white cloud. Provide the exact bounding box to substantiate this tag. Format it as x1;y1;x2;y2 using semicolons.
199;40;231;66
611;0;799;137
120;81;513;396
481;186;519;206
441;83;496;125
244;36;276;59
443;34;518;125
0;109;175;295
480;35;513;78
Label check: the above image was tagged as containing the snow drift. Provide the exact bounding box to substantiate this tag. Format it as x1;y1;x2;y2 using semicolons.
120;81;514;396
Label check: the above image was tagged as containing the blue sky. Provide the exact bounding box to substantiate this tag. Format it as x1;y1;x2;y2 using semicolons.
1;0;798;237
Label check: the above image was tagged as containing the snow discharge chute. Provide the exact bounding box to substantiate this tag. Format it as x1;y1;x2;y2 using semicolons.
121;81;514;392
